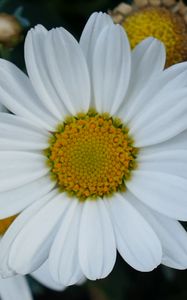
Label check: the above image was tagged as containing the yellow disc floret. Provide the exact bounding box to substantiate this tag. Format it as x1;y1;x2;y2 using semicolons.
123;7;187;67
45;111;138;200
0;215;16;235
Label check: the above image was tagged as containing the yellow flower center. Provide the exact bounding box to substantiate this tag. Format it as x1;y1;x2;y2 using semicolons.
45;111;138;200
123;7;187;67
0;215;16;235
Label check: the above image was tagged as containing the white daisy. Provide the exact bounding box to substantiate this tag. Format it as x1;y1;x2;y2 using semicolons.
0;11;187;286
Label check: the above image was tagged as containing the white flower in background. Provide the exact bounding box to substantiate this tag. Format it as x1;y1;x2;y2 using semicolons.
0;11;187;286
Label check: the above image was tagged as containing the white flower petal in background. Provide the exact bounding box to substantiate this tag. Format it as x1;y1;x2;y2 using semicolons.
0;276;32;300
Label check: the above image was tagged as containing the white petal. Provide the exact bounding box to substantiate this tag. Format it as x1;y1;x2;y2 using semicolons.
118;38;165;121
129;197;187;269
126;171;187;220
32;260;65;291
0;190;63;276
130;88;187;146
0;276;33;300
26;25;90;117
139;130;187;154
0;175;56;219
44;28;91;114
8;192;70;274
106;193;162;271
80;12;112;70
124;61;187;124
0;151;48;192
0;103;8;112
79;199;116;280
25;25;67;119
0;59;56;130
0;113;49;150
49;199;83;286
92;24;131;114
138;149;187;179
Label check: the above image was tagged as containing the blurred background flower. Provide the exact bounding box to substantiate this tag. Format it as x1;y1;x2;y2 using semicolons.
1;0;187;299
109;0;187;67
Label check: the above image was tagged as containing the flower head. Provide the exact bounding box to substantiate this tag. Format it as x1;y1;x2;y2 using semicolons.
0;12;187;286
109;0;187;66
0;13;23;48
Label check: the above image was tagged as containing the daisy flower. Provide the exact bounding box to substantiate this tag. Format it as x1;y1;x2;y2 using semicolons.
0;12;187;286
109;0;187;67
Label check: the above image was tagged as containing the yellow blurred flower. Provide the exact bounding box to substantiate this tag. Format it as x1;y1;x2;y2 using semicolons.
109;0;187;67
0;13;23;48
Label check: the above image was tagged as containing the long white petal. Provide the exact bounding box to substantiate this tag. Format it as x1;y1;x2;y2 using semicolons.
79;199;116;280
0;151;48;192
80;12;112;70
92;24;131;114
118;38;165;121
129;196;187;269
0;113;49;150
130;88;187;146
106;193;162;271
0;59;56;130
44;28;91;114
138;149;187;179
32;260;65;291
49;199;83;286
139;130;187;154
0;176;55;219
124;62;187;124
25;25;67;119
8;193;70;274
126;171;187;220
0;190;60;276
